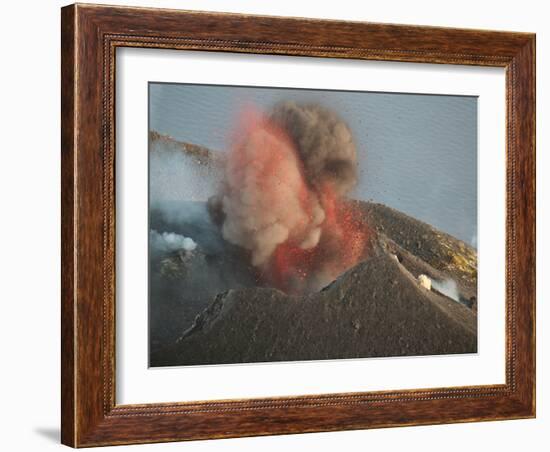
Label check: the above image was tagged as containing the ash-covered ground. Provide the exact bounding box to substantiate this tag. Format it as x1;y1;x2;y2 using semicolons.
149;199;477;367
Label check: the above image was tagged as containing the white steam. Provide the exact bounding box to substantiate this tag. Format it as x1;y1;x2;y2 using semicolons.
418;274;432;290
150;135;222;204
150;229;197;254
431;278;460;302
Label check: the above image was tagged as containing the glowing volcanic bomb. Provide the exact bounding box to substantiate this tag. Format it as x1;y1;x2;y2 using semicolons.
208;101;370;294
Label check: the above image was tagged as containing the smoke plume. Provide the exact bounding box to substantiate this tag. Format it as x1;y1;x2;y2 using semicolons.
150;229;197;256
209;101;370;294
431;278;460;302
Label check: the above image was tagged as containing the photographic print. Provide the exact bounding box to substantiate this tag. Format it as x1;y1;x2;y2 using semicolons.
148;83;478;367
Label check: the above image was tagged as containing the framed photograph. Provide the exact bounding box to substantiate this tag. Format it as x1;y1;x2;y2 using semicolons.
61;3;536;447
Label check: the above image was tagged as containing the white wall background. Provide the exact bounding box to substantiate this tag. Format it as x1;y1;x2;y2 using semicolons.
0;1;545;450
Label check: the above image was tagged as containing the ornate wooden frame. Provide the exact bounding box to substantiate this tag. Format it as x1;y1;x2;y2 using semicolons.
61;3;536;447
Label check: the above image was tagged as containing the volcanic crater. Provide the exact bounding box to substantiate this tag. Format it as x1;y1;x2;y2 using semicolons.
148;103;478;367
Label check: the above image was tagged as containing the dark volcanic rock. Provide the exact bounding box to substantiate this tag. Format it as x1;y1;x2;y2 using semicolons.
148;202;258;355
151;243;477;367
360;202;477;290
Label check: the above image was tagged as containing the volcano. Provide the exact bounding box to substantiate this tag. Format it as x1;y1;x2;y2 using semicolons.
149;198;477;367
148;126;477;367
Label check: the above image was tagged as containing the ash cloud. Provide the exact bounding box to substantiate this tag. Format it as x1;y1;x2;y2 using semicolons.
209;102;369;294
269;101;358;196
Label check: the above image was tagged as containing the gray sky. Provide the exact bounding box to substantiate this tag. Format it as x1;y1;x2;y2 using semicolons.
149;83;477;246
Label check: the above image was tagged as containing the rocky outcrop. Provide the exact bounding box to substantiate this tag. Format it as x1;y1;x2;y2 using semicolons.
360;202;477;290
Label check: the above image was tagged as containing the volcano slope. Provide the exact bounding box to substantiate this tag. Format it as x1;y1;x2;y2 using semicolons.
151;208;477;367
149;132;477;366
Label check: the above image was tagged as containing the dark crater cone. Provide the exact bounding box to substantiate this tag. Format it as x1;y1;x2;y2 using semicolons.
150;204;477;367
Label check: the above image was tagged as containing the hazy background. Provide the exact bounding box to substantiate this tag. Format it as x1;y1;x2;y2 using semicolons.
150;83;477;246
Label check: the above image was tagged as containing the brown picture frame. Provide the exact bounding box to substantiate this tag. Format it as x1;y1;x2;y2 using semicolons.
61;3;536;447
